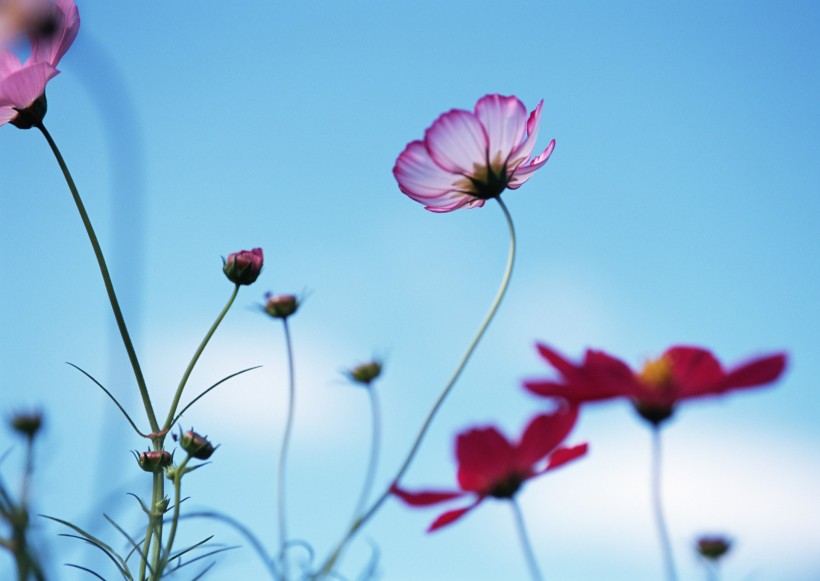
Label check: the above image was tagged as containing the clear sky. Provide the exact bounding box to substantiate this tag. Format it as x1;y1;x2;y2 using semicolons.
2;1;819;579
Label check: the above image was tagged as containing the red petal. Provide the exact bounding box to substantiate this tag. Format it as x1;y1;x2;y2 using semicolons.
390;484;466;507
664;346;725;397
718;353;787;392
545;443;589;471
513;406;579;471
525;344;637;403
427;501;481;533
456;427;514;494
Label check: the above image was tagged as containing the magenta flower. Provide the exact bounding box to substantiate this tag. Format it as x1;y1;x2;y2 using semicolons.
392;406;587;532
223;247;264;286
524;343;788;425
393;94;555;212
0;0;79;128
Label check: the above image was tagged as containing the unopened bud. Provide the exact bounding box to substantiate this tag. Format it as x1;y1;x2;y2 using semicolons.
346;361;382;386
222;248;263;285
10;410;43;439
262;293;299;319
134;449;173;473
696;535;731;560
180;429;217;460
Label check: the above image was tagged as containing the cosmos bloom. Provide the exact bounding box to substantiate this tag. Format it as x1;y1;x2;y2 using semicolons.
393;94;555;212
524;343;787;425
0;0;79;128
391;406;587;532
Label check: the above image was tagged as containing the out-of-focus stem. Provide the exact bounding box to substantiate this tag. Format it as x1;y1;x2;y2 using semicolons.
277;318;296;581
512;498;543;581
316;196;516;576
351;385;382;521
651;427;678;581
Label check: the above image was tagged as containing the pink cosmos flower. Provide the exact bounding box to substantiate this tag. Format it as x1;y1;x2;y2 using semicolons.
0;0;79;128
393;94;555;212
391;406;587;532
524;343;788;425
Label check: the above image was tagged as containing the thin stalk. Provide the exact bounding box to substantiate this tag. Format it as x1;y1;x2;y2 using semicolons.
316;196;517;576
277;318;296;581
36;122;158;432
351;385;381;521
651;427;678;581
147;471;165;581
160;456;191;571
163;284;240;432
511;499;543;581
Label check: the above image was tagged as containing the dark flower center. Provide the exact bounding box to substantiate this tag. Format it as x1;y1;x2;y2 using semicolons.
487;474;524;499
467;163;509;200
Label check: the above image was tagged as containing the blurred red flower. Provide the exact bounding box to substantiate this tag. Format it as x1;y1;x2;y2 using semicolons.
524;343;787;425
392;405;587;532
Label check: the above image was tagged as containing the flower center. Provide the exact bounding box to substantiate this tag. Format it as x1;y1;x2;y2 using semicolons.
466;162;509;200
487;474;524;499
638;356;673;391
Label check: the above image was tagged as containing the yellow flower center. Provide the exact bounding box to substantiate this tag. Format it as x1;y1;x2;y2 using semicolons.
638;356;673;391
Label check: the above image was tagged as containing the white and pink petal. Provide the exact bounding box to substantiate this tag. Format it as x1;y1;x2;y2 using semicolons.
507;139;555;190
424;108;488;175
474;94;527;169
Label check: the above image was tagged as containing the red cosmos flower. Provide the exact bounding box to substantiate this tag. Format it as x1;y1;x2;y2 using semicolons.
524;343;787;426
391;406;587;532
393;94;555;212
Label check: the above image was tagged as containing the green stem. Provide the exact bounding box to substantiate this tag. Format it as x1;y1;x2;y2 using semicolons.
160;456;191;571
163;284;240;432
511;499;543;581
277;318;296;580
351;385;381;521
37;122;158;433
147;471;165;581
316;196;516;576
651;427;678;581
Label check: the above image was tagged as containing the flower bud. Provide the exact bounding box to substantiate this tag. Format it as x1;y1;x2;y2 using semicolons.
222;247;263;285
696;535;731;560
10;410;43;439
180;429;217;460
346;360;382;386
262;293;299;319
134;449;173;473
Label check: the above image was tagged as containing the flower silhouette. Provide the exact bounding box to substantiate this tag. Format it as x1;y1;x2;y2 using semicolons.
524;343;787;425
0;0;79;128
392;406;587;531
393;94;555;212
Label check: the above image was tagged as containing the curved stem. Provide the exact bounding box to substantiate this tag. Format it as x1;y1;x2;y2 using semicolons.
316;196;516;576
277;318;296;581
351;385;381;521
163;284;240;432
511;499;543;581
651;427;678;581
37;122;158;433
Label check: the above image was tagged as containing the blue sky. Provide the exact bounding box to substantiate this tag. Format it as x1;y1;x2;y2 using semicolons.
2;1;819;579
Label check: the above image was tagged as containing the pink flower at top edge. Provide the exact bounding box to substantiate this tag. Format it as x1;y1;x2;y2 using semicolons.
391;405;587;532
393;94;555;213
523;343;788;426
0;0;79;128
